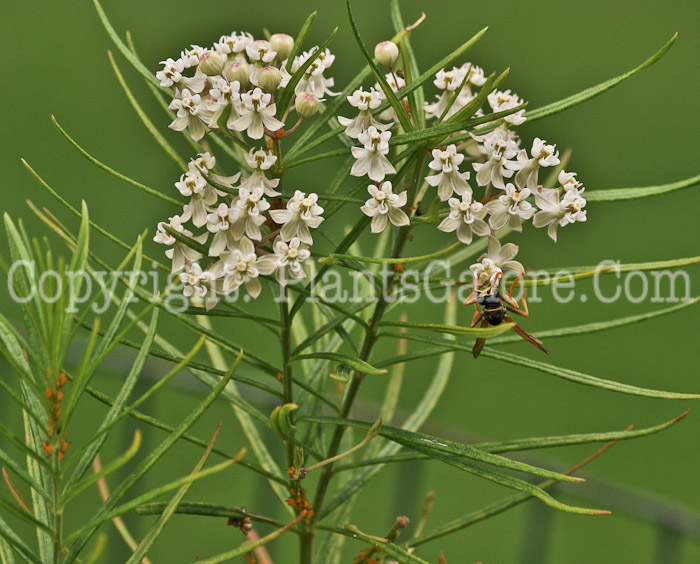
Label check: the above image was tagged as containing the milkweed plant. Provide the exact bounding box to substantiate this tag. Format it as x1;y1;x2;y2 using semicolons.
1;1;699;563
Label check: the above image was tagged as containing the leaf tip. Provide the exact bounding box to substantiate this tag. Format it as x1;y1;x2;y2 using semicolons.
674;408;691;423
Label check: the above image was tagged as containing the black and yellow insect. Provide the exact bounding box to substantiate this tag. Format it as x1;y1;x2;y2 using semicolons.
464;273;548;358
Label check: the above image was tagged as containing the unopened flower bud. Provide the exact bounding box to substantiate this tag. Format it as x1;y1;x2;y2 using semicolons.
224;61;250;87
198;50;225;76
258;66;282;92
295;92;319;117
270;33;294;61
374;41;399;68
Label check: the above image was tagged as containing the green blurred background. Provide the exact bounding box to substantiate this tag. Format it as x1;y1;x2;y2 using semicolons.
1;0;700;562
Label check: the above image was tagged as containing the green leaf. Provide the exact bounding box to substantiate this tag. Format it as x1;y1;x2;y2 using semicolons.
474;410;690;454
292;352;387;376
61;306;156;482
489;297;700;345
0;515;40;564
376;319;514;338
304;417;582;483
51;116;181;206
193;313;292;512
65;457;239;545
285;11;317;73
345;0;413;132
92;0;166;91
60;431;142;509
162;225;210;256
126;425;234;564
482;349;700;399
107;51;187;171
319;241;462;265
62;351;244;563
133;501;280;526
320;294;458;520
586;171;700;202
81;384;285;485
343;525;431;564
390;0;424;129
525;34;677;122
277;27;339;115
195;513;307;564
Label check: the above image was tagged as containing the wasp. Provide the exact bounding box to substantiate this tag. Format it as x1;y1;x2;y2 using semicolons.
464;272;548;358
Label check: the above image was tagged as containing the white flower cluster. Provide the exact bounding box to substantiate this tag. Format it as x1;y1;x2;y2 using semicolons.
337;63;411;233
336;56;588;288
154;151;324;308
158;30;338;141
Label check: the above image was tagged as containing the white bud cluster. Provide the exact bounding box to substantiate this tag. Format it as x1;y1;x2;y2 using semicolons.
157;30;339;142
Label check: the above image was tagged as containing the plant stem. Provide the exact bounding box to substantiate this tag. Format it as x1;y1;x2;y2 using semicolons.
52;453;62;564
299;152;426;563
279;286;295;469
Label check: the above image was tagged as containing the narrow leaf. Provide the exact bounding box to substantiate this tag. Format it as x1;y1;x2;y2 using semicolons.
586;171;700;202
482;349;700;399
292;352;387;375
345;0;413;132
93;0;166;91
107;51;187;171
526;34;677;122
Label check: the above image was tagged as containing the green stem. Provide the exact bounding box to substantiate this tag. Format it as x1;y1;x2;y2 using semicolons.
279;287;295;469
302;153;425;561
52;453;62;564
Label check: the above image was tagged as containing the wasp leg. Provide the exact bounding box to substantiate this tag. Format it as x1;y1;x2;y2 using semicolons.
504;314;548;354
505;301;529;318
470;309;483;328
464;290;477;306
473;318;489;359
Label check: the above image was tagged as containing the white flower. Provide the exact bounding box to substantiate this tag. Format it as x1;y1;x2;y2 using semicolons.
350;126;396;182
505;138;560;190
188;152;216;175
206;203;236;257
214;32;253;55
269;190;325;244
291;48;339;98
156;58;185;87
470;237;524;288
186;153;240;193
425;144;472;201
360;181;409;234
229;187;270;241
213;237;275;298
200;76;241;130
246;40;277;64
438;193;489;244
180;262;220;311
424;64;485;120
487;89;526;126
485;183;535;232
239;148;281;196
180;184;218;228
179;45;206;69
471;127;519;189
533;186;587;242
168;88;206;141
175;170;208;198
153;215;207;272
257;237;311;286
558;170;584;193
337;87;390;138
230;87;284;139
